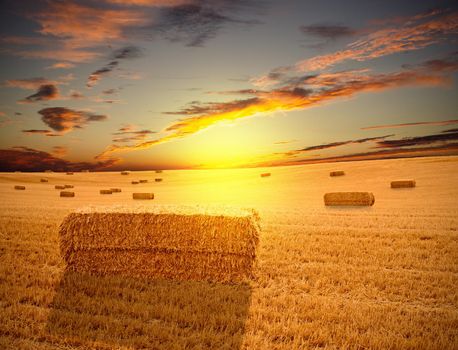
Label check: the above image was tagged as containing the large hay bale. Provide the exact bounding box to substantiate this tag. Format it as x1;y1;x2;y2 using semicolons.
391;180;416;188
155;178;163;182
330;171;345;177
59;205;260;282
100;189;112;195
132;181;139;184
133;193;154;200
155;170;162;173
260;172;271;178
324;192;375;206
14;185;25;190
110;188;122;193
40;178;48;183
121;171;129;175
66;172;74;175
60;191;75;197
64;184;74;189
139;179;148;183
55;185;66;190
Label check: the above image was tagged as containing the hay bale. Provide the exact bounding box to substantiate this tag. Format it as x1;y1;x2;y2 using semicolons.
391;180;416;188
110;188;122;193
324;192;375;206
139;179;148;183
330;171;345;177
100;189;112;195
155;178;163;182
66;172;74;175
64;185;74;189
60;191;75;198
82;170;90;173
133;193;154;200
260;173;271;178
59;205;260;282
55;185;66;190
121;171;129;175
44;170;53;173
40;178;48;183
14;185;25;190
155;170;162;173
131;181;139;185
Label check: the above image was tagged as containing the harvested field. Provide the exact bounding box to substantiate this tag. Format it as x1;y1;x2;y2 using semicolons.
0;156;457;349
391;180;416;188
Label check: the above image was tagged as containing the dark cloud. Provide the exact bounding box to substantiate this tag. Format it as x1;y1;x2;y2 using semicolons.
300;24;356;39
0;146;118;172
38;107;108;133
112;45;142;59
102;88;118;95
293;135;394;153
22;129;59;137
15;112;23;116
375;131;458;148
87;61;118;88
112;126;156;143
361;119;458;130
442;128;458;133
20;84;59;103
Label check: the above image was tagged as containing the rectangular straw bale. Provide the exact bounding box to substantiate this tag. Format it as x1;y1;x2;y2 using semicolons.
40;178;48;183
330;171;345;177
121;171;129;175
139;179;148;183
110;188;122;193
82;170;90;173
155;170;162;173
131;181;139;184
260;172;271;178
64;185;74;189
59;205;260;282
66;172;74;175
60;191;75;197
155;178;163;182
100;189;112;194
391;180;416;188
55;185;66;189
133;193;154;200
324;192;375;206
14;185;25;190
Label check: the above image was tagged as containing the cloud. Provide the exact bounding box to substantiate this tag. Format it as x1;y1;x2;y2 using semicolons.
106;0;193;6
46;62;75;69
112;125;156;143
442;128;458;133
297;134;394;153
374;130;458;148
20;84;59;103
0;146;118;172
361;119;458;130
38;107;108;134
300;24;357;39
21;129;59;137
5;77;58;90
51;146;68;157
96;56;457;159
87;61;119;88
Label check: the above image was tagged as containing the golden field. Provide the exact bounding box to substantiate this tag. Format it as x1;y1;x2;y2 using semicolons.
0;156;457;349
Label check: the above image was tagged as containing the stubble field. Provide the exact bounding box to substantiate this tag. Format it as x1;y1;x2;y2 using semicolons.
0;156;457;349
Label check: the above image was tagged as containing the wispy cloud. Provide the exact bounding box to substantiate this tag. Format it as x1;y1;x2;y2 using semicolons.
362;119;458;130
38;107;108;134
374;130;458;148
112;125;156;143
21;129;59;137
46;62;76;69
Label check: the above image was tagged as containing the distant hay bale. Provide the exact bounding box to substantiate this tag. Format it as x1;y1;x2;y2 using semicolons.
55;185;66;190
110;188;122;193
155;170;162;173
131;181;139;184
66;172;74;175
330;171;345;177
14;185;25;190
100;189;112;195
60;191;75;198
64;185;74;189
45;170;53;173
155;178;163;182
133;193;154;200
121;171;129;175
391;180;416;188
59;205;260;282
40;178;48;183
139;179;148;183
324;192;375;206
260;172;271;178
82;170;90;173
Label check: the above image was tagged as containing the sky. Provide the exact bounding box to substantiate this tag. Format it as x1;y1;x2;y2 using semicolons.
0;0;457;171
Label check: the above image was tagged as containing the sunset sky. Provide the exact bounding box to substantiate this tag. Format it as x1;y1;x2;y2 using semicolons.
0;0;457;171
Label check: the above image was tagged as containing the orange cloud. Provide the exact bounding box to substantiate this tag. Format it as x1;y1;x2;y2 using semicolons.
46;62;75;69
106;0;193;6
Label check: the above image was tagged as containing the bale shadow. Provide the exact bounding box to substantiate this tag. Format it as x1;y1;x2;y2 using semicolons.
46;271;251;349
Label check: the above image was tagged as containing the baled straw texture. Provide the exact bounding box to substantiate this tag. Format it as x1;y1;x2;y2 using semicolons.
139;180;148;183
330;171;345;177
155;170;162;173
66;172;74;175
121;171;129;175
64;185;74;189
133;193;154;200
110;188;122;193
324;192;375;206
155;178;163;182
100;189;112;194
14;185;26;190
260;173;271;178
55;185;65;190
391;180;416;188
60;191;75;197
59;205;260;283
40;178;48;183
132;181;139;184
